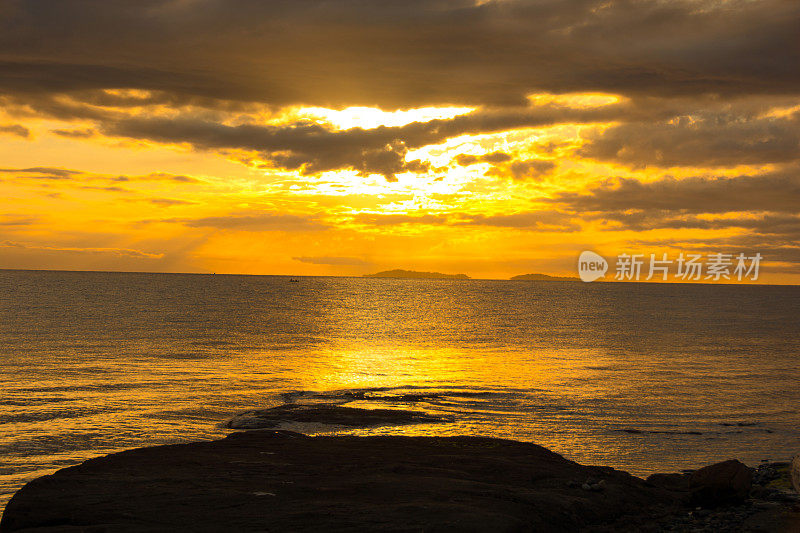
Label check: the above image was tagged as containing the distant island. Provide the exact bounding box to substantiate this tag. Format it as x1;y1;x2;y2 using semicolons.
364;269;470;279
510;273;580;281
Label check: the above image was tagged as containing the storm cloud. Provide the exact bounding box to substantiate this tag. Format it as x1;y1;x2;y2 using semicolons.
1;1;798;108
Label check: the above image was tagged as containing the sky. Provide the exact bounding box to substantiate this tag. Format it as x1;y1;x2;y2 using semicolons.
1;0;799;282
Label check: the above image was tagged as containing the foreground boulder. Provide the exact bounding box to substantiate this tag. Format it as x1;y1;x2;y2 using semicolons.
645;472;690;492
2;433;798;532
688;459;753;507
1;432;677;532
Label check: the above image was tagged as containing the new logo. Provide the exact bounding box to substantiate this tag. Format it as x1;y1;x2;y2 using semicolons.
578;251;608;282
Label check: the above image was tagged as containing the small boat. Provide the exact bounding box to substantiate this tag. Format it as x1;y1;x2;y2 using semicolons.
289;278;299;282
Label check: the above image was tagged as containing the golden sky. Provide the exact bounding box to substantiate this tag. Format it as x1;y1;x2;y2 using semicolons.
1;0;799;283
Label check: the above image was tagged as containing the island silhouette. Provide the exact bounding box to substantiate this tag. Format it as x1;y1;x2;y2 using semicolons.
364;269;470;279
363;270;581;281
510;273;579;281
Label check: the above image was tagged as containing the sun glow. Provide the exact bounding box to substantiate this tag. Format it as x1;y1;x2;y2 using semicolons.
1;82;797;282
526;92;625;108
275;105;475;130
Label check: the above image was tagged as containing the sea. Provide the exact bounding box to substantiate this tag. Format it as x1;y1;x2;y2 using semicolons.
1;269;799;512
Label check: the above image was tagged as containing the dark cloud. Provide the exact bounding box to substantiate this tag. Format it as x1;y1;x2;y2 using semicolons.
0;215;37;226
456;151;555;181
293;256;371;266
141;173;201;183
2;1;798;183
0;167;83;179
455;152;513;166
629;235;800;270
166;213;327;232
79;185;129;193
51;127;96;139
548;168;800;215
1;1;798;108
581;107;800;168
506;160;556;181
0;240;162;259
0;167;203;186
597;212;800;236
350;211;577;232
102;117;431;181
146;198;196;207
113;172;201;184
547;168;800;263
0;123;30;137
99;103;632;179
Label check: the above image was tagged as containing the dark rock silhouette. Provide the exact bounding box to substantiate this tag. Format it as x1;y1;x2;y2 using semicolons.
0;432;676;532
2;433;798;532
224;404;451;429
688;459;753;507
509;273;579;281
363;269;469;279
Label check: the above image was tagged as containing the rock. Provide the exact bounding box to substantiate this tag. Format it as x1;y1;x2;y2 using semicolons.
689;459;753;507
751;485;773;499
224;403;452;429
753;501;781;510
792;455;800;493
766;490;800;503
590;481;605;492
753;464;778;485
0;432;680;533
647;472;690;492
6;432;799;533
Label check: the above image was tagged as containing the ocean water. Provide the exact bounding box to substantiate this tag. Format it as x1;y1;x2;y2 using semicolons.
1;269;799;511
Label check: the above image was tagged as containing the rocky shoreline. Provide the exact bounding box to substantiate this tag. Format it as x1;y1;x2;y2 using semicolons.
1;431;798;532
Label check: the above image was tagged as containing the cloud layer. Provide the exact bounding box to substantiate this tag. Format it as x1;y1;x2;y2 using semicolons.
2;0;799;279
2;0;799;107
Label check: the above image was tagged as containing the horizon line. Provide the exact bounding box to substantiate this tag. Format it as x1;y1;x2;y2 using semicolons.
1;267;797;287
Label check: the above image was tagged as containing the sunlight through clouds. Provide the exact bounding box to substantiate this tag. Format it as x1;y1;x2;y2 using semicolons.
0;0;798;280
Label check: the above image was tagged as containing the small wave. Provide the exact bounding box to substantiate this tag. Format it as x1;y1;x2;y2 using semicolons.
278;386;531;407
616;428;705;436
141;407;234;422
0;432;110;457
190;340;236;347
0;407;121;425
0;397;74;406
12;383;147;393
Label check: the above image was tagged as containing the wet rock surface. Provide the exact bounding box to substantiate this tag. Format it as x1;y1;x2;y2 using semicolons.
688;459;753;507
223;404;452;429
1;433;798;532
